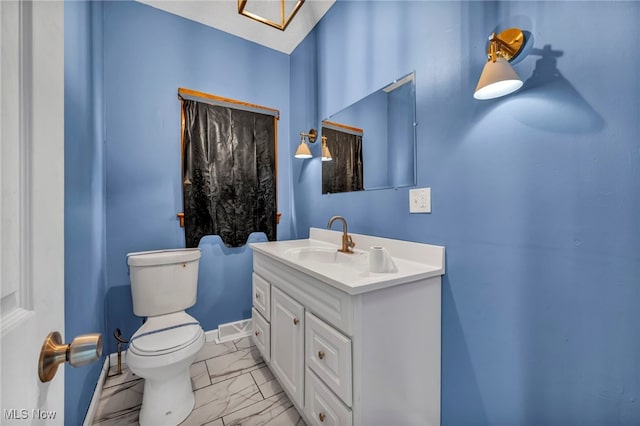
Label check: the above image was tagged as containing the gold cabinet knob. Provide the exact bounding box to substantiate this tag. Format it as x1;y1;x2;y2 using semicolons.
255;293;260;299
318;351;325;360
319;412;326;422
255;330;261;336
293;318;300;325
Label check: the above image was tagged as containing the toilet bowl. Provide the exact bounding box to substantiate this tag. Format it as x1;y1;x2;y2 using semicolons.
126;312;204;425
126;248;204;426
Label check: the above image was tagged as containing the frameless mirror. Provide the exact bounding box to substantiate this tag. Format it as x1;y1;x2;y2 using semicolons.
321;72;416;194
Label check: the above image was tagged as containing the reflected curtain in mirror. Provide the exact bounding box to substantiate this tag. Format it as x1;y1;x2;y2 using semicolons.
181;98;277;248
321;72;416;193
321;124;364;194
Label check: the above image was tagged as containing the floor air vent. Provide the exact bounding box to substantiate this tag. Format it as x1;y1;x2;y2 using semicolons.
215;319;252;343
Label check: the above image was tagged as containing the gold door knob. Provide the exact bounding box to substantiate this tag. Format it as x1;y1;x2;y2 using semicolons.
318;351;325;360
293;318;300;325
39;331;103;382
319;412;326;422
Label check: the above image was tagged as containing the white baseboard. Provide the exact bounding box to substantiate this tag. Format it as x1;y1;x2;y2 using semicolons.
205;328;218;342
82;356;110;426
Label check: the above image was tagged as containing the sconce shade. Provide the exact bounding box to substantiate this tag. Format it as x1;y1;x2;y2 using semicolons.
474;57;523;100
295;129;317;159
294;141;312;159
321;136;332;161
321;145;332;161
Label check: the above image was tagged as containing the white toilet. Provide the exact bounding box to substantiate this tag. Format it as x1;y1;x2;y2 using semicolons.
126;248;205;426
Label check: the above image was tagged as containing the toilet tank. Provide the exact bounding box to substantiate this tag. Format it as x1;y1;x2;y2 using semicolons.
127;248;201;317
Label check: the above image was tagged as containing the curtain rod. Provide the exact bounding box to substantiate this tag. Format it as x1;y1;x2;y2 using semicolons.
178;88;279;119
322;120;364;136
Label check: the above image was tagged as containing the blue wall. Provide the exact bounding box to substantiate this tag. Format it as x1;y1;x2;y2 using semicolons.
291;1;640;425
189;233;267;331
64;1;107;424
63;0;640;423
102;1;292;353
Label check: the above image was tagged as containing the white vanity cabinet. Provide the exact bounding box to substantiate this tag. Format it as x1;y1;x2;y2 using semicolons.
250;228;445;426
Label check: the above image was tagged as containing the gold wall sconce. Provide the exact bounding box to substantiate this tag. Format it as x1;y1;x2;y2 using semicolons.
238;0;305;31
474;28;525;100
294;128;317;159
294;130;333;161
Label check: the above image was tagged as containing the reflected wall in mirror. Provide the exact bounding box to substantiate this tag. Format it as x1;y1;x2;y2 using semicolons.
322;72;416;194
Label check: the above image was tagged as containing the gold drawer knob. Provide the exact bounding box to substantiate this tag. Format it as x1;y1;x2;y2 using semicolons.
293;318;300;326
318;351;325;360
255;330;261;336
319;412;326;422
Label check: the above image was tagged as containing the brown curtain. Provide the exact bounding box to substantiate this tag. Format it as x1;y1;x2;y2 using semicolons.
182;100;276;247
322;126;364;194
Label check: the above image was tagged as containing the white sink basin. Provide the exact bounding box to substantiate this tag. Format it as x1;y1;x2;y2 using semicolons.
285;246;366;264
250;228;445;295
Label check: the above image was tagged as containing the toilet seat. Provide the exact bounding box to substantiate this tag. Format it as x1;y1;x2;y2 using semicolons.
129;311;203;357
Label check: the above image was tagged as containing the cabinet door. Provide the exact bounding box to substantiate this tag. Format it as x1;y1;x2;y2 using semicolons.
271;286;305;407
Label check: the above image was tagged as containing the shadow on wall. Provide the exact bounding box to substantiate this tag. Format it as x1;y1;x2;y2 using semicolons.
105;284;138;355
188;232;268;332
514;44;605;134
472;44;604;135
510;45;605;134
441;274;489;426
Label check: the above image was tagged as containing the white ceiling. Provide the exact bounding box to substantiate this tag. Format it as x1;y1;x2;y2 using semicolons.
137;0;335;54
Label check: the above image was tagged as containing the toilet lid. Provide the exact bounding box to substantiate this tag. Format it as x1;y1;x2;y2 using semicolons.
129;311;202;355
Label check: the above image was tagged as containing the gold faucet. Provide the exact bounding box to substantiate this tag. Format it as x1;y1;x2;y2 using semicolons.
327;216;355;253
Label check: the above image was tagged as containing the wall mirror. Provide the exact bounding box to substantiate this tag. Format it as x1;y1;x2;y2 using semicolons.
321;72;416;194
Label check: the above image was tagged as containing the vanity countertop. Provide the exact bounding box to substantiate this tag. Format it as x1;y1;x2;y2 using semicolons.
249;227;445;295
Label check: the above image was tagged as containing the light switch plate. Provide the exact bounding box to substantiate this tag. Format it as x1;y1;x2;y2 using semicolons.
409;188;431;213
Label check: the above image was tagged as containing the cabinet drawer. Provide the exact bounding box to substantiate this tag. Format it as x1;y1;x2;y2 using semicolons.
305;368;352;426
305;312;353;406
251;308;270;362
252;273;271;320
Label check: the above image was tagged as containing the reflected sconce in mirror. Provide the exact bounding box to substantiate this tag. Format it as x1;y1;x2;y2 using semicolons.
294;128;317;159
474;28;525;100
321;136;332;162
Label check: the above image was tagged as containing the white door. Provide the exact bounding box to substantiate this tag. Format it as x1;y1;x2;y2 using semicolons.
270;286;304;408
1;1;65;424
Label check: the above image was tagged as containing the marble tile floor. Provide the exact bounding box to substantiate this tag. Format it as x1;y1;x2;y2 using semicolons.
93;337;306;426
